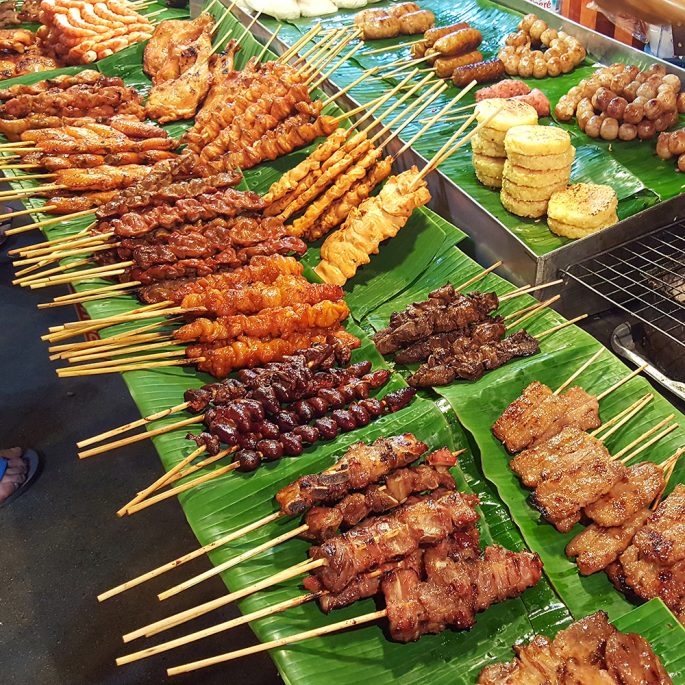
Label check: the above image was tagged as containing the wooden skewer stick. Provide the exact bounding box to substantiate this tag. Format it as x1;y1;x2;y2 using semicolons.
613;414;677;460
393;80;480;159
117;445;210;517
499;279;564;302
43;281;140;306
597;394;653;443
67;339;181;364
330;91;387;124
53;335;173;361
536;315;588;339
52;300;174;331
257;24;280;62
0;163;39;170
321;67;381;108
293;28;344;69
507;295;560;329
123;558;325;643
47;322;166;353
166;450;228;484
456;261;503;292
159;524;309;600
554;348;605;395
222;9;260;54
306;36;363;88
116;591;319;665
0;204;56;221
13;241;114;266
167;609;386;675
361;38;424;56
0;141;32;148
9;227;90;255
619;421;679;464
300;29;354;80
0;172;54;182
7;209;97;238
653;447;685;506
30;262;134;289
209;0;235;37
142;7;165;17
14;230;108;258
0;182;61;199
124;461;239;516
590;394;653;438
78;415;204;459
596;364;648;401
14;259;91;285
311;42;365;91
278;24;322;63
99;511;284;602
57;349;188;374
57;357;203;377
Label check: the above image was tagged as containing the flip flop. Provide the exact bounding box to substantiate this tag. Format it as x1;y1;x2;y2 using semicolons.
0;449;41;508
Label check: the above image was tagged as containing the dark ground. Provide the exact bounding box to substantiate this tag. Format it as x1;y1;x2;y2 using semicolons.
0;225;280;684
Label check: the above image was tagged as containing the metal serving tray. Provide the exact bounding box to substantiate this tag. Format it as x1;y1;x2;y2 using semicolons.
192;0;685;289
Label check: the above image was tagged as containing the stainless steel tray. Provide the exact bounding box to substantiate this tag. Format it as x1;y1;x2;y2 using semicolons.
192;0;685;289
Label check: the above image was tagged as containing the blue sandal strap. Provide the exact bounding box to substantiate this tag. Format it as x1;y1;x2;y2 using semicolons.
0;457;8;481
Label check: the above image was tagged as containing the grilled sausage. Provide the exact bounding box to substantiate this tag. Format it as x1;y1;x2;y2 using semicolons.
424;22;468;46
361;16;401;40
387;2;420;18
433;27;482;56
399;9;435;35
433;50;483;78
452;59;505;87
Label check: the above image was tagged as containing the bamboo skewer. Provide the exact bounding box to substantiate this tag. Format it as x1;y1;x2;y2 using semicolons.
654;447;685;505
52;335;173;361
1;204;56;221
613;414;677;460
6;210;95;236
499;279;564;302
117;591;320;665
536;315;588;339
116;445;213;517
278;24;322;63
554;347;604;395
596;364;648;401
57;357;203;377
167;609;386;675
14;259;91;285
456;261;502;292
47;322;167;354
99;511;284;602
41;281;141;308
360;38;424;56
311;42;365;91
590;394;653;438
506;295;560;329
13;229;109;258
123;558;325;642
619;421;679;464
256;23;281;62
159;524;309;600
9;226;90;255
66;338;180;364
78;415;205;459
14;241;115;266
321;67;381;108
57;349;188;374
50;300;173;332
124;461;239;515
30;262;135;289
596;394;653;443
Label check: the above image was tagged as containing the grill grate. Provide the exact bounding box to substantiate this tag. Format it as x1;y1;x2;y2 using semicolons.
564;222;685;349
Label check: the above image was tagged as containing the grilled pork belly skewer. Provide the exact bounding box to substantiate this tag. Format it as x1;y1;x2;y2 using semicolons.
122;488;486;643
99;434;436;601
478;611;672;684
493;354;648;454
164;543;541;674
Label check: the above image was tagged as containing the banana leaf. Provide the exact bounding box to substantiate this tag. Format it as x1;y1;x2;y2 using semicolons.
363;246;685;622
264;0;683;257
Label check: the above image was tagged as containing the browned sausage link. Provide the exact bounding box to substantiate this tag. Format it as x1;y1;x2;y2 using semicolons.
433;27;483;57
410;40;428;58
399;10;435;35
424;22;469;46
452;58;505;87
387;2;420;18
362;15;401;40
433;50;483;78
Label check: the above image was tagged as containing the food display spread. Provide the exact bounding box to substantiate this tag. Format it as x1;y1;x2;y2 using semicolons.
1;1;684;683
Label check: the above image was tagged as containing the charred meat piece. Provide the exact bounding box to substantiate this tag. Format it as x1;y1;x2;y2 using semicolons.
276;435;428;516
605;631;673;684
493;381;601;454
566;509;650;576
633;484;685;566
584;462;665;528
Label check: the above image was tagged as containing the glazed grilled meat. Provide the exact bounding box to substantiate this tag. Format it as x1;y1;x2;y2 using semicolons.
407;330;539;387
308;490;480;593
530;434;625;533
373;287;499;355
478;611;671;685
566;509;651;575
383;545;542;642
584;462;665;528
492;380;601;454
276;435;428;516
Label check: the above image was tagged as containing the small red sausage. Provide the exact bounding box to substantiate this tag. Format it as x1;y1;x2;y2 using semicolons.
452;59;505;87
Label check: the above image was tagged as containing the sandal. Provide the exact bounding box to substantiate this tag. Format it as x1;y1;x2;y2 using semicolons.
0;448;41;508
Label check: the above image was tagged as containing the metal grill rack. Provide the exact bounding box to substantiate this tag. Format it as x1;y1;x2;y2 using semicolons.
564;223;685;349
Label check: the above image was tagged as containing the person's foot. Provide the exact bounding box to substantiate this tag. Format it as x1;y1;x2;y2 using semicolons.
0;447;28;504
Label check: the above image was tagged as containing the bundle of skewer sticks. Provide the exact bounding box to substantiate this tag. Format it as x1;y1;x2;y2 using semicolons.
100;405;678;675
0;20;361;221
